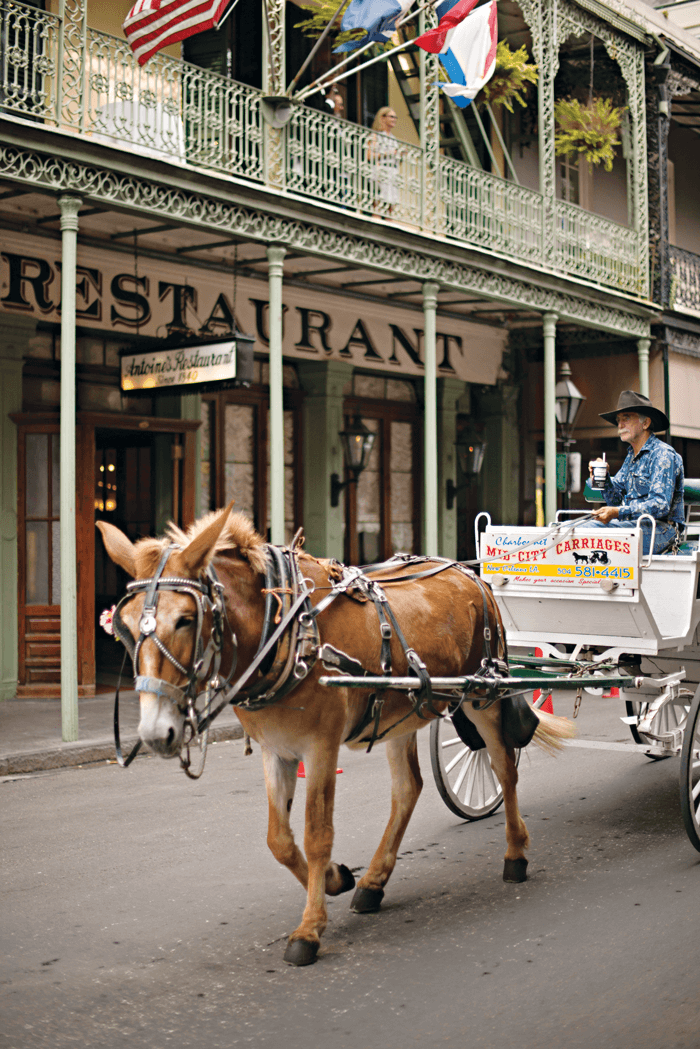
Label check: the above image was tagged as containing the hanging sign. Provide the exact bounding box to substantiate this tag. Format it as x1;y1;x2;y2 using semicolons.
480;527;639;587
121;339;237;391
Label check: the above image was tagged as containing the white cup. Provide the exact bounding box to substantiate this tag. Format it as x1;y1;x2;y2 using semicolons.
591;460;607;489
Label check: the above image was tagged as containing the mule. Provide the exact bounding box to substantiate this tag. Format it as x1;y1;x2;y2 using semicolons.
97;504;573;966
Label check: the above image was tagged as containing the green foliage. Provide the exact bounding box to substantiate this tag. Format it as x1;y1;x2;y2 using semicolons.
481;41;538;111
554;96;625;172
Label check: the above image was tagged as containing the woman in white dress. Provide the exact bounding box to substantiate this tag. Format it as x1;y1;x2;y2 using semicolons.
369;107;399;214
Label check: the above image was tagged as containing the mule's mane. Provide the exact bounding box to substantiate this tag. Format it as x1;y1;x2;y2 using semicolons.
132;510;269;577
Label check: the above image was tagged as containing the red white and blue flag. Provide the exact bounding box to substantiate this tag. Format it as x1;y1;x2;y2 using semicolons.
415;0;498;109
123;0;236;66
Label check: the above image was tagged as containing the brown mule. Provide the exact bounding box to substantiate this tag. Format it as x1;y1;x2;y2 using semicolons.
97;505;574;966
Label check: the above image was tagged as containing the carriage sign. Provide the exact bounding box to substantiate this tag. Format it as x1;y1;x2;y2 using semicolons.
480;527;639;587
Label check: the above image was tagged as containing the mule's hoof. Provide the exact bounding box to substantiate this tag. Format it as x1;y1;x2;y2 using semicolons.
283;939;319;967
337;864;356;894
503;858;528;883
350;885;384;913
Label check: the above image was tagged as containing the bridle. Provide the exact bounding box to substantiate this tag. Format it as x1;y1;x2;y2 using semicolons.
112;543;236;774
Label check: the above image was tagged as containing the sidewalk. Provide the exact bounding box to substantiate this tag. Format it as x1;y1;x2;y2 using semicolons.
0;691;243;776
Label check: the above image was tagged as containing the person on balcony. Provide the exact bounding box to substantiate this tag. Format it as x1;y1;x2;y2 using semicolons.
588;390;685;555
369;107;399;215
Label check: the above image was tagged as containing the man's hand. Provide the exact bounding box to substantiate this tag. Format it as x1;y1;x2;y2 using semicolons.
592;506;619;524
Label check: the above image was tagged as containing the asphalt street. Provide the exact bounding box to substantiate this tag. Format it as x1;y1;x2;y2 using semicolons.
2;694;699;1049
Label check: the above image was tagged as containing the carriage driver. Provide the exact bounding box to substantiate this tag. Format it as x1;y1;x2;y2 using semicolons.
588;390;685;555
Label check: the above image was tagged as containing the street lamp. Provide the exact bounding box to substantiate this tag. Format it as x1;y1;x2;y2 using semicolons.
330;413;376;507
446;431;487;510
555;361;585;509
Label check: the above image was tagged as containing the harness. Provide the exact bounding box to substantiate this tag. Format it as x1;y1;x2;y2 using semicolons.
111;544;508;773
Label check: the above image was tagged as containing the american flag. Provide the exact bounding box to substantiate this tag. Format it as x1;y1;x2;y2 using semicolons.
123;0;235;66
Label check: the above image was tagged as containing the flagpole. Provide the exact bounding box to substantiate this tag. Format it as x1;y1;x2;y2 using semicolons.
215;0;243;32
295;0;435;101
302;36;416;96
285;0;351;95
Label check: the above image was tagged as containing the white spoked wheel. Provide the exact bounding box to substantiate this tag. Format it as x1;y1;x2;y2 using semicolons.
680;683;700;853
625;690;693;759
430;716;519;821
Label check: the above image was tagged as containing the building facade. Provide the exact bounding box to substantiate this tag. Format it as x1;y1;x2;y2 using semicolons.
1;0;696;708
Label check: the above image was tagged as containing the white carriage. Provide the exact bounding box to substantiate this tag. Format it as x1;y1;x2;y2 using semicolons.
431;481;700;851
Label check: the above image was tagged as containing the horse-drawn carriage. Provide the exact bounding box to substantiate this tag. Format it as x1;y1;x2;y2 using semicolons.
428;480;700;852
98;477;700;964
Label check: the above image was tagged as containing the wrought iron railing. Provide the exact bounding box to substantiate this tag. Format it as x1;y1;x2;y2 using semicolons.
669;245;700;312
0;0;59;121
555;200;641;295
0;1;646;296
287;108;423;225
439;155;544;264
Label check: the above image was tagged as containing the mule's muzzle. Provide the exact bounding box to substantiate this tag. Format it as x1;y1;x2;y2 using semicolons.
137;690;185;758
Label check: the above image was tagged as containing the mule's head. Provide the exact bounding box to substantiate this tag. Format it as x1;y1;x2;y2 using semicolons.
97;504;236;757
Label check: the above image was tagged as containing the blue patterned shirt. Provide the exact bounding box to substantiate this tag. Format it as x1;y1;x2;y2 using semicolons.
603;434;685;526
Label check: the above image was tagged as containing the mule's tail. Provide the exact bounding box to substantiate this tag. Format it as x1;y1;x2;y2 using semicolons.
531;707;576;755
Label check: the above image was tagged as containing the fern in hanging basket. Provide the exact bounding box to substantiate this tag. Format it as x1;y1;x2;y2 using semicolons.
481;41;538;111
554;96;626;172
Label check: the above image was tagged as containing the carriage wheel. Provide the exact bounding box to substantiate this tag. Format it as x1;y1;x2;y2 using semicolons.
680;683;700;853
625;690;692;760
430;717;519;821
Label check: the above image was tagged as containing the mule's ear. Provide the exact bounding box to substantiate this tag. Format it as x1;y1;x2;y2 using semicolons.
96;520;137;578
181;501;234;576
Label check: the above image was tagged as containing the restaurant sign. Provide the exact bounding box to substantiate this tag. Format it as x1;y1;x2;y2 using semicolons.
121;339;237;391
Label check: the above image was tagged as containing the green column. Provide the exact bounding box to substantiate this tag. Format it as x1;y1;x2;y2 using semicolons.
437;377;468;559
181;392;202;517
637;337;650;397
297;360;353;560
58;194;81;742
423;281;440;554
543;311;558;525
267;245;286;545
480;384;520;525
0;316;36;701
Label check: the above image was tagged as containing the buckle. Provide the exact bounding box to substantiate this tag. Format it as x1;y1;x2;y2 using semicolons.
380;622;392;639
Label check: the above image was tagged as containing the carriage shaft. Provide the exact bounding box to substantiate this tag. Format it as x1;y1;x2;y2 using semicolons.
318;674;644;692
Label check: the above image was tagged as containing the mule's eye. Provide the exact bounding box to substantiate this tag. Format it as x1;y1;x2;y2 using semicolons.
176;616;194;630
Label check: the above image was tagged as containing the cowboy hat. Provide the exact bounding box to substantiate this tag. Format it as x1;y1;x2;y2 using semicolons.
599;390;669;433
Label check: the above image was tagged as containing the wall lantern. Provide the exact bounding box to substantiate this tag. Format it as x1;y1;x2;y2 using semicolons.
555;361;586;508
554;360;586;436
330;414;375;507
446;432;487;510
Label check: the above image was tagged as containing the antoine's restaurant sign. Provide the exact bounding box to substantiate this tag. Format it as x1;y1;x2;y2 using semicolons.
0;235;506;385
121;340;237;390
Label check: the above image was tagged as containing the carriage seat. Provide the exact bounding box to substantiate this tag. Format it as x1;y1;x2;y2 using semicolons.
583;478;700;552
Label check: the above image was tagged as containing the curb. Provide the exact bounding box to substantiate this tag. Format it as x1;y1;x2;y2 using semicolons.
0;722;244;776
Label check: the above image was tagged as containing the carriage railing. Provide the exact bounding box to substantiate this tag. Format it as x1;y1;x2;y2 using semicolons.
0;1;644;296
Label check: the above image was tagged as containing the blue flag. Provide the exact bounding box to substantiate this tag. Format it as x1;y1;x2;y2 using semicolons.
335;0;412;52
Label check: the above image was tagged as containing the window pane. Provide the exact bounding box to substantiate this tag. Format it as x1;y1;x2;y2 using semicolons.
224;403;255;519
52;520;61;605
26;520;49;604
26;434;48;517
390;421;414;554
51;433;60;518
356;417;381;564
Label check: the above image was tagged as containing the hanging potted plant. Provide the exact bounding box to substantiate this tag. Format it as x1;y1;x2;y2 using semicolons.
480;41;538;111
554;96;626;173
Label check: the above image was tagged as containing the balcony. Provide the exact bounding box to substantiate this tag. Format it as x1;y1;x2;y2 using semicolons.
670;245;700;314
0;0;644;297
